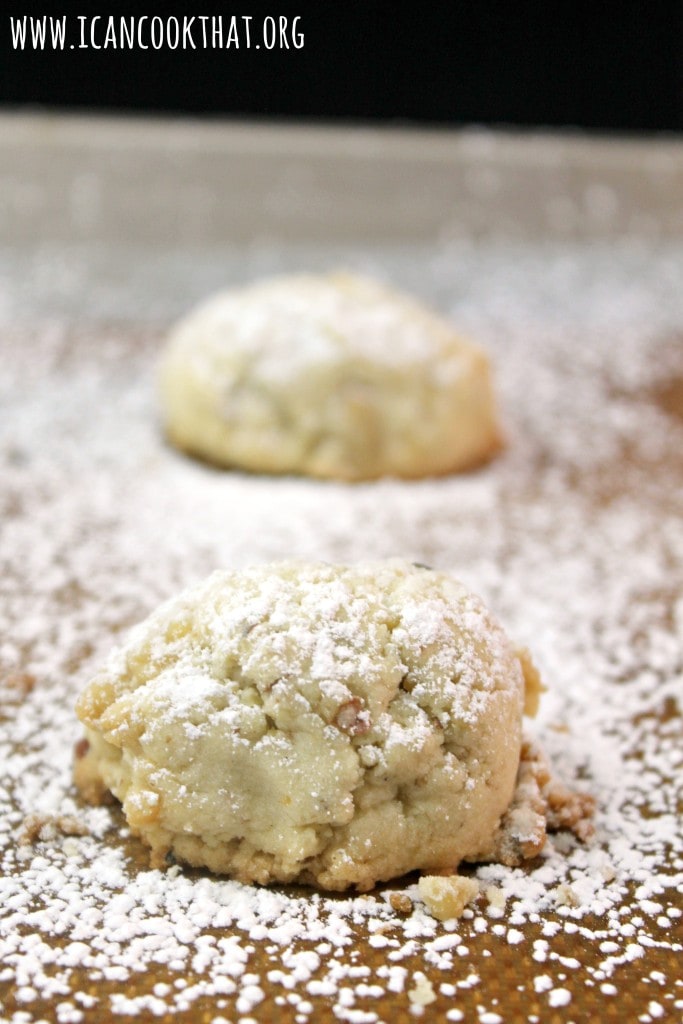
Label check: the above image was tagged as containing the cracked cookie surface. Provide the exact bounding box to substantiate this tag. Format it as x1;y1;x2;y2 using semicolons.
75;560;535;891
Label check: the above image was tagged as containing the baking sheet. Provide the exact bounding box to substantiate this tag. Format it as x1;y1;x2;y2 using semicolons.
1;114;682;1024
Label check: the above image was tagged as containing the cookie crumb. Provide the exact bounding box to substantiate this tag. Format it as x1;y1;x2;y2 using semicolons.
544;777;596;842
485;886;506;914
486;739;595;867
389;892;414;916
418;875;480;921
553;883;580;908
19;813;89;846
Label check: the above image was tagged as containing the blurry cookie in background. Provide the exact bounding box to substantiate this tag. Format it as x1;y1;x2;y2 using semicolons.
159;272;501;480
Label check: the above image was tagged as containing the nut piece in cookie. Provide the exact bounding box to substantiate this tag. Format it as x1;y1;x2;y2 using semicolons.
159;272;502;480
73;560;565;892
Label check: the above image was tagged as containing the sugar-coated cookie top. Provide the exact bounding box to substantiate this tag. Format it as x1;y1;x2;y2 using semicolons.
166;272;481;384
81;560;524;745
158;272;500;480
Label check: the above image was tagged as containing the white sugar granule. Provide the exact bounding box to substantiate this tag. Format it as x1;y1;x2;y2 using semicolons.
548;987;572;1007
1;237;682;1022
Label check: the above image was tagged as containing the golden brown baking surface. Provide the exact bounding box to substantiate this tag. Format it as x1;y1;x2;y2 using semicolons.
2;318;681;1024
3;112;683;1024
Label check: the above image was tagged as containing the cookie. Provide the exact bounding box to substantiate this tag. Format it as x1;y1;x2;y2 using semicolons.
158;272;501;480
74;560;543;891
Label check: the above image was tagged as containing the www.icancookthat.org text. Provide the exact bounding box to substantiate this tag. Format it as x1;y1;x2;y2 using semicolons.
9;14;304;51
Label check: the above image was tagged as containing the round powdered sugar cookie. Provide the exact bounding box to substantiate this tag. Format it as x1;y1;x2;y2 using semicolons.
74;560;546;892
158;272;501;480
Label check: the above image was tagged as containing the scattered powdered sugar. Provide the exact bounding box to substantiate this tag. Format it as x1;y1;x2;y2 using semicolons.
1;235;682;1023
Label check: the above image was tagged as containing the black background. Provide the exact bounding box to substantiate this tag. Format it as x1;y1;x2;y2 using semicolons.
1;2;682;132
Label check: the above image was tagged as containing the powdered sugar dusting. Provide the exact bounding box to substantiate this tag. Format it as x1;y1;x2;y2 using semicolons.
1;236;682;1022
169;273;470;383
